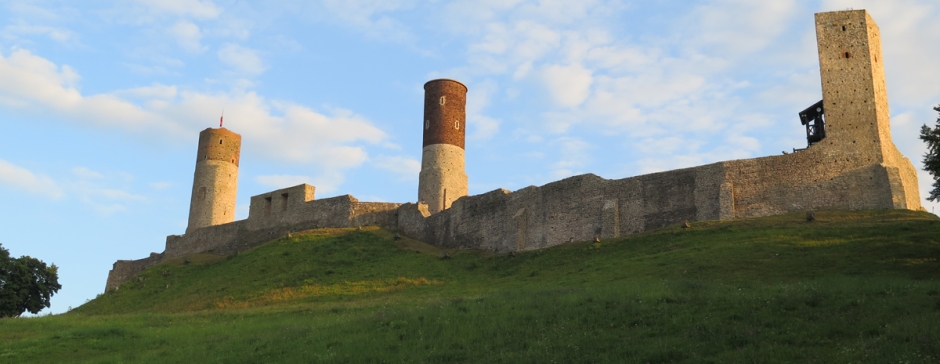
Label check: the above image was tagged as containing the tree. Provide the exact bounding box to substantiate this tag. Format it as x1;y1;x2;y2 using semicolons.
920;105;940;202
0;244;62;318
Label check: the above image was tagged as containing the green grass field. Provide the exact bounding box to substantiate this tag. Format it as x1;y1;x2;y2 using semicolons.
2;210;940;363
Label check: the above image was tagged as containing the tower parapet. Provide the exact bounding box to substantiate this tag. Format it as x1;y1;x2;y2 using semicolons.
419;79;469;214
186;127;241;233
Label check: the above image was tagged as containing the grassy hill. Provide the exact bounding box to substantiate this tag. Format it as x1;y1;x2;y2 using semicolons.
2;209;940;363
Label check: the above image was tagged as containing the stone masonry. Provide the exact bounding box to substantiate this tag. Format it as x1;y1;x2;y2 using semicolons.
106;10;922;292
419;79;469;214
186;128;241;234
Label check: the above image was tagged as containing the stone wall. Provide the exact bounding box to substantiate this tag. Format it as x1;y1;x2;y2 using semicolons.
105;184;401;292
399;163;731;253
105;10;924;293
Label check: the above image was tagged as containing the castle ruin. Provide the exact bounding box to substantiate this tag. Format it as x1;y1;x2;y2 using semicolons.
105;10;922;292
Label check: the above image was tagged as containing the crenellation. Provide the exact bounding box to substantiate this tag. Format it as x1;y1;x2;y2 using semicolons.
105;9;924;293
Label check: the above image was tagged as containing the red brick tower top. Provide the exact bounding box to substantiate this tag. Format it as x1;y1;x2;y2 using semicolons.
423;79;467;149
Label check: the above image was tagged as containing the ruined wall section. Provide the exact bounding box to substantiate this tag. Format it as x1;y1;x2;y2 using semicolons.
399;164;729;252
105;253;164;292
246;184;400;231
722;149;899;218
106;188;401;291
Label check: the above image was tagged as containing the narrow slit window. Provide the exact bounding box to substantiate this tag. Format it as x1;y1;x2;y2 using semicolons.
425;120;429;130
455;120;460;130
440;96;446;105
844;51;851;59
220;139;223;144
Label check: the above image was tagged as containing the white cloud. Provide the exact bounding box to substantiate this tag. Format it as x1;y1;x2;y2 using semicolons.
168;20;205;53
540;63;593;108
690;0;800;55
466;79;502;141
2;22;78;44
0;159;63;199
115;83;179;100
469;115;501;141
96;188;147;202
548;137;593;179
373;155;420;181
72;167;104;179
92;204;128;215
0;48;389;185
0;49;185;135
149;181;173;190
316;0;418;43
217;44;265;75
135;0;221;19
256;175;310;190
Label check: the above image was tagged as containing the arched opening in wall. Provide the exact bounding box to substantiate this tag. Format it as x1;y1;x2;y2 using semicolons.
220;139;223;145
281;193;289;212
198;187;207;201
264;196;272;216
844;52;852;59
440;96;446;105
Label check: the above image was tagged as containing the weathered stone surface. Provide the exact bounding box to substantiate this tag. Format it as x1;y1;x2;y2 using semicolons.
187;128;240;233
419;79;469;215
106;10;923;293
418;144;468;214
105;185;401;292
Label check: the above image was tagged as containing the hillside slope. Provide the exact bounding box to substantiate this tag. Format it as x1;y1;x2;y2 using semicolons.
3;209;940;363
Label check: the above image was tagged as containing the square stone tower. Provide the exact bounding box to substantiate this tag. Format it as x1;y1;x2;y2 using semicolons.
813;10;921;210
815;10;891;162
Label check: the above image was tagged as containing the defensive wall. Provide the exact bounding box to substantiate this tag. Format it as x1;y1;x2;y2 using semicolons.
105;9;922;292
106;186;401;291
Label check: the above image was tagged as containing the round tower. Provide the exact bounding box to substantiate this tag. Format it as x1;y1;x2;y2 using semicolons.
418;79;469;214
186;127;241;233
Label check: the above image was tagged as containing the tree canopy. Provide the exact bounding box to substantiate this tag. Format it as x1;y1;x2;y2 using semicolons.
0;244;62;318
920;105;940;202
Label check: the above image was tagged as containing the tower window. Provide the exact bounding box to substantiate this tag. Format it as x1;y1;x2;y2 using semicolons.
425;120;429;130
844;52;851;59
220;139;223;144
198;187;207;201
455;120;460;130
440;96;446;105
842;25;846;31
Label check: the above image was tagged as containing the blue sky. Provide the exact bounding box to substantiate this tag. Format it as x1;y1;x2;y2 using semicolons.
2;0;940;315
